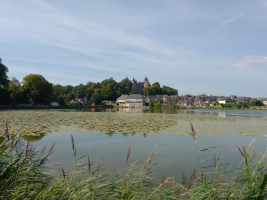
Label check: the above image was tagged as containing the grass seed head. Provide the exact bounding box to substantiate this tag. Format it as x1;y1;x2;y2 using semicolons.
126;146;131;164
88;156;91;173
190;122;196;140
39;142;55;166
71;134;75;151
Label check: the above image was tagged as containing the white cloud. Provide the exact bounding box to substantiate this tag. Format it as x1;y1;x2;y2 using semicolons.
231;56;267;69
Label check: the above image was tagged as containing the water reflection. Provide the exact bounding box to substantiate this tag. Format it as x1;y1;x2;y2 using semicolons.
28;131;267;182
218;112;226;117
21;134;45;142
50;107;267;117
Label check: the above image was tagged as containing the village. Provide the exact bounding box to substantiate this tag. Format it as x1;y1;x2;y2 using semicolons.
69;94;267;108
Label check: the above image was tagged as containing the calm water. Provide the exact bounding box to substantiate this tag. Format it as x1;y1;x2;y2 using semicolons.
1;108;267;181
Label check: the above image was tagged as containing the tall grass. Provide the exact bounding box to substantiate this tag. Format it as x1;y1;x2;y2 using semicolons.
0;124;266;199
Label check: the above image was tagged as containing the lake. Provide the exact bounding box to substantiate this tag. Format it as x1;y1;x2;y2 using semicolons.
0;108;266;181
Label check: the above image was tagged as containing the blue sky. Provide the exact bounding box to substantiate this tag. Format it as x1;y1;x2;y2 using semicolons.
0;0;266;97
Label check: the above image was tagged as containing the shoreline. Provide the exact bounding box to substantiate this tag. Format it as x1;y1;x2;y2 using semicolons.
1;105;266;111
0;105;114;111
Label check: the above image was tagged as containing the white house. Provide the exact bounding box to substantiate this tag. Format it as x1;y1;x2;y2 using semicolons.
218;97;233;104
125;94;145;107
116;95;129;106
258;98;267;106
50;102;60;106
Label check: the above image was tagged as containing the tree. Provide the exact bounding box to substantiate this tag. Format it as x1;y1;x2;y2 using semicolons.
161;86;178;95
21;74;53;105
90;93;102;105
0;58;10;105
0;58;9;89
130;86;136;94
250;100;264;106
57;95;65;106
147;83;162;95
63;94;72;105
73;84;86;98
152;82;160;87
64;85;74;93
52;84;66;101
119;77;132;94
143;87;150;97
100;78;120;100
8;77;21;105
84;87;94;101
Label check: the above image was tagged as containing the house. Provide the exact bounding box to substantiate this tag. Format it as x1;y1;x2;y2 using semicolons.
194;101;207;107
218;97;233;104
77;98;88;105
163;95;179;106
229;95;237;99
145;95;157;103
258;98;267;106
70;100;80;106
233;98;246;103
116;95;129;106
178;100;194;107
125;94;145;107
50;102;60;106
156;95;165;100
70;97;90;106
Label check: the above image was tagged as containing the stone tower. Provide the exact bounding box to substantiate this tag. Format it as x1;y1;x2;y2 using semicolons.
143;76;151;88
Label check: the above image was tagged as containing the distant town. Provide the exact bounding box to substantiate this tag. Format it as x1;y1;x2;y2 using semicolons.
0;58;266;109
69;76;267;109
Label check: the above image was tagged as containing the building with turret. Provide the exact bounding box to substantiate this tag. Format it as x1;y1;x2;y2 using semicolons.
131;76;151;93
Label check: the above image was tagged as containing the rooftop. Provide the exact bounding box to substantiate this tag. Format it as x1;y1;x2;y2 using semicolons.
126;94;145;99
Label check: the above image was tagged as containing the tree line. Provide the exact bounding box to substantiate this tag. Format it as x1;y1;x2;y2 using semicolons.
0;58;178;105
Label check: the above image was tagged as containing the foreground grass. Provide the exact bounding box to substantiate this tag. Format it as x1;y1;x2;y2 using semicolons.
0;126;266;199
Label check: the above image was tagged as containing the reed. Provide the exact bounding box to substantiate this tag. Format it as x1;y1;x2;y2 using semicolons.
0;128;266;199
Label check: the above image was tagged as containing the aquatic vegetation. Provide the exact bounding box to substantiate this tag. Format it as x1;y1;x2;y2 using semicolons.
0;129;266;199
0;110;266;138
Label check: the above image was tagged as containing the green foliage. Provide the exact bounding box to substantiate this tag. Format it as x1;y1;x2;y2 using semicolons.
143;87;149;96
8;77;21;105
0;127;267;199
236;103;242;108
90;93;102;104
150;84;161;95
56;94;72;106
143;84;177;96
21;74;53;105
1;70;178;106
0;58;9;89
73;84;86;98
221;103;233;108
84;87;94;101
250;100;264;106
130;86;136;94
152;82;160;87
149;101;154;108
149;99;163;108
100;78;121;100
0;58;10;105
172;104;177;109
161;85;178;95
119;77;132;95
